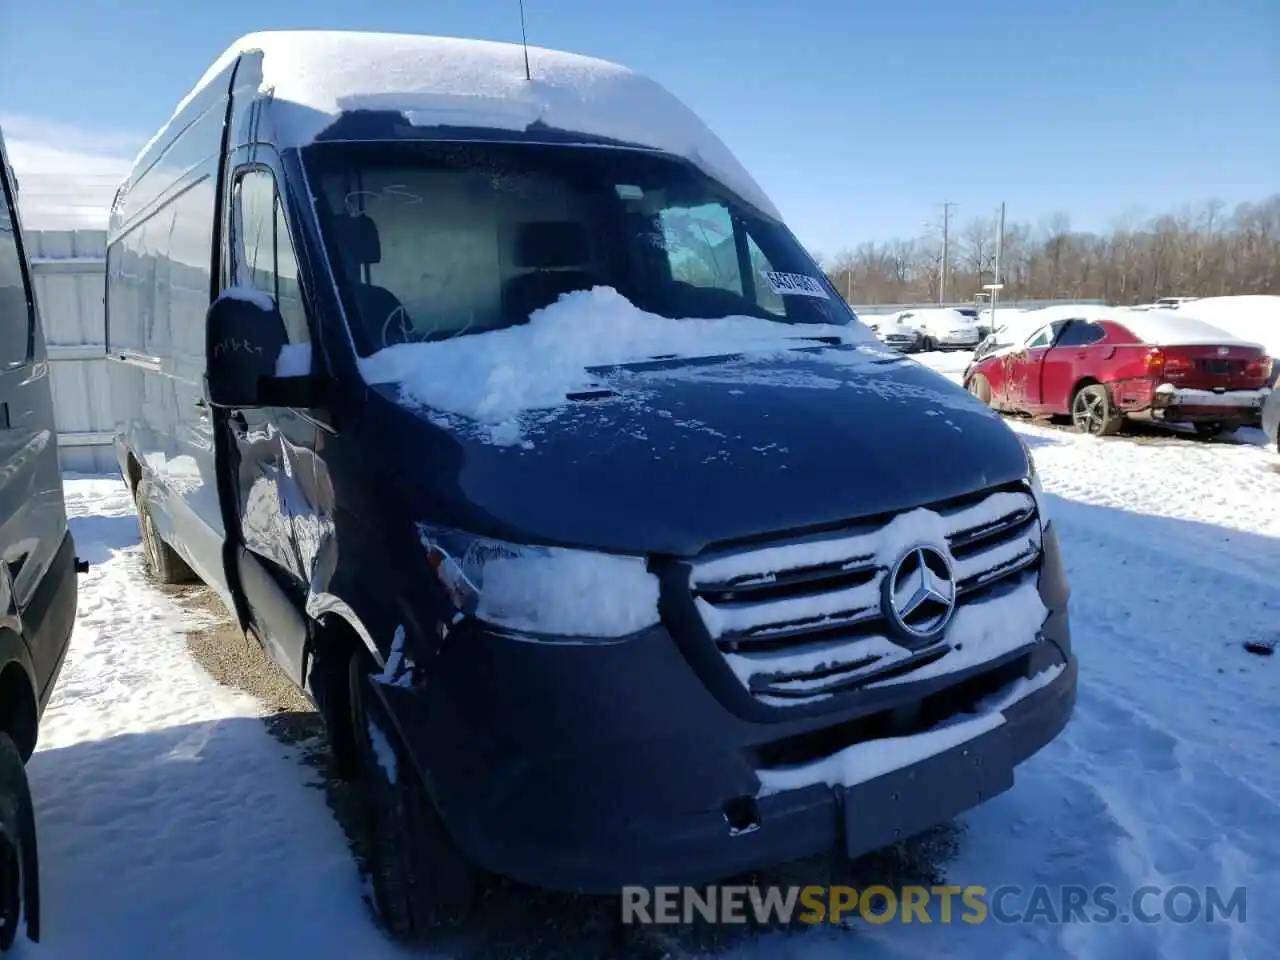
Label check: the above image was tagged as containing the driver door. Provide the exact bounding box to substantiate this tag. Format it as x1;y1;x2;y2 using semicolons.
1003;324;1057;411
221;157;319;683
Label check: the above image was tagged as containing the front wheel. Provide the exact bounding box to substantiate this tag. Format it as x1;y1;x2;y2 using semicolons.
1071;384;1122;436
349;655;479;942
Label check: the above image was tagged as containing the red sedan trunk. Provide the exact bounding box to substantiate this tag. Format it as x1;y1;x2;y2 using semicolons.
1145;344;1271;391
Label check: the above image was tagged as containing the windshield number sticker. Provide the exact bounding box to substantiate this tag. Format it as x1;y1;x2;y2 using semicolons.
763;272;829;299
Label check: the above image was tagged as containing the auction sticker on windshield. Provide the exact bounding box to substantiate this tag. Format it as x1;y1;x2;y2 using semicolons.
763;272;830;299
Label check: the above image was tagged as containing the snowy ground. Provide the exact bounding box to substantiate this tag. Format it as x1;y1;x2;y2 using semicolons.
20;354;1280;958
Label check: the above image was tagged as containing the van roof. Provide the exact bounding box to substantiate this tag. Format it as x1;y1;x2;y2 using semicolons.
133;29;779;219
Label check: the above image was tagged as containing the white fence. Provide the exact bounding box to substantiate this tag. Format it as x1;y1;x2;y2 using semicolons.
25;228;114;474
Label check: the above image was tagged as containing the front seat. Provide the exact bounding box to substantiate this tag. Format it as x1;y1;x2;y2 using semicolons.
328;213;412;349
502;221;600;323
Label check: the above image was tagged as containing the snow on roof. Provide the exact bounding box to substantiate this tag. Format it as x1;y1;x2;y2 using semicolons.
136;30;779;219
1014;303;1116;326
1111;308;1263;349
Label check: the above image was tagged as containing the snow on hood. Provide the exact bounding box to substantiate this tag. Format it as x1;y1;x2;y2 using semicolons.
358;286;879;446
872;319;916;337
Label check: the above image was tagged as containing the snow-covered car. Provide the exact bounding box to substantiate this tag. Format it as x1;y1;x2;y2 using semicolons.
954;306;989;338
864;316;922;352
108;30;1078;942
0;124;84;952
897;308;982;351
964;308;1272;437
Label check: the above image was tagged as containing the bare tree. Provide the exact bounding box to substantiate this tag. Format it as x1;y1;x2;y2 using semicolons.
823;193;1280;305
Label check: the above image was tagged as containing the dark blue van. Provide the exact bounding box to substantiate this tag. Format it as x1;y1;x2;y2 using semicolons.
106;30;1077;940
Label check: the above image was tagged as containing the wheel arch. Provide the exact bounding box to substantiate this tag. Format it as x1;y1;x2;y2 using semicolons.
1069;376;1104;405
0;633;40;762
125;452;142;493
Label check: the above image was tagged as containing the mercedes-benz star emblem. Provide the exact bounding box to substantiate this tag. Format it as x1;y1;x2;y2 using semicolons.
882;545;957;648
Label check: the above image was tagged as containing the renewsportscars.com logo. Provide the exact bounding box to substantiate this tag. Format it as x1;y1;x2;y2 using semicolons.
621;884;1248;926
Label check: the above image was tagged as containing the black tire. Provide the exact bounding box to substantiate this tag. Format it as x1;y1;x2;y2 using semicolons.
134;486;196;584
349;654;478;942
311;640;360;782
1193;421;1226;440
1070;384;1122;437
922;336;936;351
0;733;39;951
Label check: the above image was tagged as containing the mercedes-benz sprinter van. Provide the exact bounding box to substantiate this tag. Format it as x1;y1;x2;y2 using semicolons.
107;31;1076;940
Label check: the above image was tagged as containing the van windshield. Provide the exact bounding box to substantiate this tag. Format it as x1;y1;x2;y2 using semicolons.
303;140;853;356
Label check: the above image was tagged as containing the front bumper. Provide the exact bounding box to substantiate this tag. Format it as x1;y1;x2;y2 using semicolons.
936;333;981;350
878;337;918;353
375;530;1077;893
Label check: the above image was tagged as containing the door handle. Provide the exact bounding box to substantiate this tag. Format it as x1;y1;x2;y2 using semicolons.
194;398;207;408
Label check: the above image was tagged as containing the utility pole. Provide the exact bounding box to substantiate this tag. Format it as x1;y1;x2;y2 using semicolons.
989;201;1006;327
993;201;1005;291
940;201;955;304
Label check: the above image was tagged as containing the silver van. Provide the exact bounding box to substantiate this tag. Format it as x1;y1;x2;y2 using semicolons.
0;123;83;951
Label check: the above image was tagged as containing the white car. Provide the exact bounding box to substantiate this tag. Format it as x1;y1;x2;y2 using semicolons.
896;308;981;351
864;316;922;353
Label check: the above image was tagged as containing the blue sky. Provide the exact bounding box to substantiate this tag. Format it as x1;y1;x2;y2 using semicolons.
1;0;1276;250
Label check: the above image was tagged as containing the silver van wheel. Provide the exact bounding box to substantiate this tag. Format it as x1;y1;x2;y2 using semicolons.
134;488;196;584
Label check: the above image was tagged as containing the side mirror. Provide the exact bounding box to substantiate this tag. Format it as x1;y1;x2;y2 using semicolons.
205;289;320;408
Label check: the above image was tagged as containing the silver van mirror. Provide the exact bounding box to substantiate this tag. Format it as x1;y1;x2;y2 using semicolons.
205;290;295;407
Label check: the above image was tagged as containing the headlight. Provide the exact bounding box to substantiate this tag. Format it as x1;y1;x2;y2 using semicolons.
1018;437;1049;529
417;525;661;640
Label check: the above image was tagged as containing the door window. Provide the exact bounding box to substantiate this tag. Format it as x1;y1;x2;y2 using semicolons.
1026;325;1055;349
231;169;310;345
1054;321;1106;347
0;173;33;368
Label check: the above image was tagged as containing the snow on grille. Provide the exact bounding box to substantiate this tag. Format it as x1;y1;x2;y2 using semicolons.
686;485;1044;704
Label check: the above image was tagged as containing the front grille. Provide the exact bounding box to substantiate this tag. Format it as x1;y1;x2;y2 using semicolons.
683;485;1042;706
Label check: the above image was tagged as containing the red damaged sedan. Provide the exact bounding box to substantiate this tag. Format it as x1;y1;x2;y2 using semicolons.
962;309;1272;437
